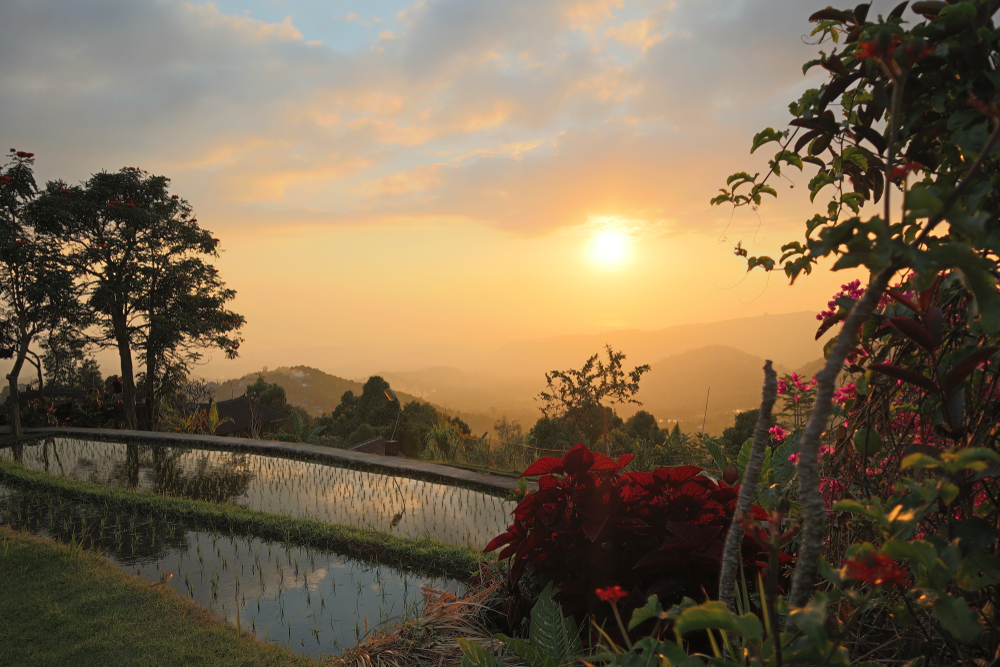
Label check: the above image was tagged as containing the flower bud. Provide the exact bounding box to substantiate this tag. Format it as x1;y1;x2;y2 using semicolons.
723;464;739;485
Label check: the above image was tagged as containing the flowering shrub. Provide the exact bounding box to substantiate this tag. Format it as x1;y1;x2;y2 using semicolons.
484;443;774;638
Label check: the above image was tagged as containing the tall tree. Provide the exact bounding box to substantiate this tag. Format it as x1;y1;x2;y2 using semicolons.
0;150;79;435
31;167;243;429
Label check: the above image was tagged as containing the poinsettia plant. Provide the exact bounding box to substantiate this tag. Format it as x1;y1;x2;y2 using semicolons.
484;444;784;641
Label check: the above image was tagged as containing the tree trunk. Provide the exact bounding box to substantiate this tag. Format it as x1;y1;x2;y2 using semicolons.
788;268;893;608
145;352;156;431
112;312;138;430
719;361;778;611
6;337;30;437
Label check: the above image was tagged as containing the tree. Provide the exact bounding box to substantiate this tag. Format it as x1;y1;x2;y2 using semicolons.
395;400;440;457
713;1;1000;607
537;345;650;451
721;408;772;460
244;375;289;413
623;409;665;445
0;150;79;435
528;416;586;452
30;167;244;429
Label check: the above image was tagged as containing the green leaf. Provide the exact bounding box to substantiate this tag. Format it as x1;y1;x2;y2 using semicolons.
932;594;983;643
752;129;784;154
808;172;836;202
529;583;582;662
736;437;753;482
956;550;1000;591
495;635;557;667
458;638;503;667
672;601;763;644
629;595;669;630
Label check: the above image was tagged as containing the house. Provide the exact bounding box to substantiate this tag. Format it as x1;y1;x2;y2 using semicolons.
210;396;288;437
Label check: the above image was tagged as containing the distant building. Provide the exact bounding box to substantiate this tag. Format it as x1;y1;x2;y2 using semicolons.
210;396;288;437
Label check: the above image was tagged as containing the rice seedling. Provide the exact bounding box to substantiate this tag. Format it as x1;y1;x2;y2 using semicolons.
0;482;466;658
1;436;515;547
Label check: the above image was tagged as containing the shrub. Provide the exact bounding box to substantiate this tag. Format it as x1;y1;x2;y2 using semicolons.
484;444;774;639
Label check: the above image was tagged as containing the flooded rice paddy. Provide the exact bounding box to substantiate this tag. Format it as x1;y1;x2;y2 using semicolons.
0;484;465;658
0;437;515;548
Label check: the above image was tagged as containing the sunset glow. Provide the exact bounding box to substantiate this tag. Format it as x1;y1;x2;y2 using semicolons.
591;229;629;268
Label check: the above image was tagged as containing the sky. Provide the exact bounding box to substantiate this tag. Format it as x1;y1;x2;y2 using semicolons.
0;0;897;380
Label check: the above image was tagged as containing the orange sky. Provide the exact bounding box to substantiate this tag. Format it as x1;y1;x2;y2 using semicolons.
1;0;894;381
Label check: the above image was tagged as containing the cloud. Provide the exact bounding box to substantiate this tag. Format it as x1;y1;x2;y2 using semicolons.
0;0;883;239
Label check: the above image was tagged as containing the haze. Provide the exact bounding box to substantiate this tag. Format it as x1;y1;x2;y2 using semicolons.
2;0;898;424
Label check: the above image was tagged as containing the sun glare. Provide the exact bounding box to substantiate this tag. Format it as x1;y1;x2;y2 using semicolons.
591;229;629;268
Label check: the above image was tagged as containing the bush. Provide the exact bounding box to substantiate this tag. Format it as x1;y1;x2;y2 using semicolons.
485;444;773;640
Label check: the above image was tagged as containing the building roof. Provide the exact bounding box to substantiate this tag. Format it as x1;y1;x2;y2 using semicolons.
211;396;288;436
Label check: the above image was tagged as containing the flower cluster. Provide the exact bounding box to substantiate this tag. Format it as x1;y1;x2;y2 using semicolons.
843;553;910;587
817;280;866;321
769;425;787;441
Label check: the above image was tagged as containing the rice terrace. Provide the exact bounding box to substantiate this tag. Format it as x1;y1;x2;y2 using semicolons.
2;1;1000;667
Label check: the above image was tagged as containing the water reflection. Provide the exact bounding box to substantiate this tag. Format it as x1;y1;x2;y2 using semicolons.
1;437;513;547
0;485;463;658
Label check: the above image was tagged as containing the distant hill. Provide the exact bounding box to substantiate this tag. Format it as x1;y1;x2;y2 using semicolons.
211;366;423;417
475;311;829;380
210;365;501;435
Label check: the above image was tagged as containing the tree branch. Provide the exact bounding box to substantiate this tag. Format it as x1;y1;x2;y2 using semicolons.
719;360;778;611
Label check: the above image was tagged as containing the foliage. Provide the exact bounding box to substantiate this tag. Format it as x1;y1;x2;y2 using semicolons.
345;423;380;448
624;410;666;446
722;409;771;462
0;150;81;435
244;375;291;413
538;346;650;450
529;416;587;452
484;444;773;642
320;376;399;438
28;167;244;430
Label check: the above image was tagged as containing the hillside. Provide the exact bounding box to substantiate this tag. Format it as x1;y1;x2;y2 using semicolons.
474;311;829;380
210;366;423;417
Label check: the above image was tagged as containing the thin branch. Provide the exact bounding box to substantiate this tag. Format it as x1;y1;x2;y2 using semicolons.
719;360;778;611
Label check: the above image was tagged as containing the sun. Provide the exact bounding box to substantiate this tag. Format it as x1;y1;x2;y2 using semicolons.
591;229;629;268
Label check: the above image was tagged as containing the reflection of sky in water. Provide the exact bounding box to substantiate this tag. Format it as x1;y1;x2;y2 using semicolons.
0;485;463;658
2;438;515;547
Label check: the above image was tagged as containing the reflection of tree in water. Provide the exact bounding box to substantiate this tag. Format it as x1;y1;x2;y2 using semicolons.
0;487;188;565
143;446;255;503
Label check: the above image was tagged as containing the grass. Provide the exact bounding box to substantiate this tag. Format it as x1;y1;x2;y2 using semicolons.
0;525;317;667
0;459;489;581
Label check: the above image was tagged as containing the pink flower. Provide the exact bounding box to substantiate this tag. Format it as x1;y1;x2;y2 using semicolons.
777;380;788;395
769;425;787;441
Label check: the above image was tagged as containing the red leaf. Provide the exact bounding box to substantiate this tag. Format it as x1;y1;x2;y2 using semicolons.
943;347;999;392
520;456;564;477
816;312;846;340
919;274;944;313
869;363;939;393
616;453;636;472
926;307;943;349
886;289;919;313
484;531;515;554
889;316;937;353
590;451;620;471
562;443;595;475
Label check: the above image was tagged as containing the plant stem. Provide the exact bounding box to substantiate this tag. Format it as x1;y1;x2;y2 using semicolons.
788;267;894;609
719;361;778;611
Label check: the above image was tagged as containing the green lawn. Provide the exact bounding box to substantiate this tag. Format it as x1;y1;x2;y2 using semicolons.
0;525;318;667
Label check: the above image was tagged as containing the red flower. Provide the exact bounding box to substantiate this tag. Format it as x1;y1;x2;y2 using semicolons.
889;162;925;180
15;151;33;158
8;149;13;153
210;268;218;273
595;586;628;604
212;238;220;243
0;176;11;185
844;553;909;587
171;195;179;200
126;202;136;208
190;218;197;223
179;276;188;281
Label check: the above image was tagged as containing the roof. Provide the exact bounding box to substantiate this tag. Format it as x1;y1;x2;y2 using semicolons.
211;396;288;436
